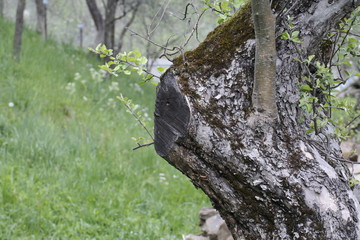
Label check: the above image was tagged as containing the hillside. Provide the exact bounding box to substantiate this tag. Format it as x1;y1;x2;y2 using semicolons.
0;18;209;239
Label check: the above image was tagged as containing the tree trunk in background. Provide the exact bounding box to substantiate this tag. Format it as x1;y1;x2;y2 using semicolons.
86;0;105;46
154;0;360;239
34;0;46;40
104;0;117;50
117;1;141;52
13;0;26;60
0;0;4;17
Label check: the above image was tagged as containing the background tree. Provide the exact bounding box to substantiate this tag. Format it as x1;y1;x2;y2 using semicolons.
13;0;26;60
153;0;360;239
86;0;142;52
34;0;46;40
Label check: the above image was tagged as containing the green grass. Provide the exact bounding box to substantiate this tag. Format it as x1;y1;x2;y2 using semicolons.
0;18;209;239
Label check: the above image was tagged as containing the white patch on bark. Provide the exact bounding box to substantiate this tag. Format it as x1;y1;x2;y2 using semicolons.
299;141;313;159
300;141;338;179
215;140;233;157
196;124;213;152
347;189;360;234
304;186;338;212
311;146;338;179
339;202;351;221
245;39;255;54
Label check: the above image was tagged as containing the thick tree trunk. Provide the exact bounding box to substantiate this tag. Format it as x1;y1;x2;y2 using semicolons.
13;0;26;60
34;0;46;40
86;0;105;46
154;0;360;239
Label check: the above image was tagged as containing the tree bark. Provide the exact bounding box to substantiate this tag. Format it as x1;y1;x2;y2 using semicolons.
86;0;105;45
13;0;26;60
154;0;360;239
34;0;46;40
251;0;278;119
104;0;117;50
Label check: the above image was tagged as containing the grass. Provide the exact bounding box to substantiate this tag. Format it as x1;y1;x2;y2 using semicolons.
0;17;209;239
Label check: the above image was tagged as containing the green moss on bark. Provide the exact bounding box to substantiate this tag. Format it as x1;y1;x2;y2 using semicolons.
173;2;254;78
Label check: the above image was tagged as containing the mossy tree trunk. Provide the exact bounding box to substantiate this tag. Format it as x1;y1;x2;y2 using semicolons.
13;0;26;61
154;0;360;239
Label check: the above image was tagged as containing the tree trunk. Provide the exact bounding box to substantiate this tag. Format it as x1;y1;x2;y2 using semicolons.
34;0;46;40
154;0;360;239
104;0;117;50
13;0;26;60
117;1;141;52
86;0;105;46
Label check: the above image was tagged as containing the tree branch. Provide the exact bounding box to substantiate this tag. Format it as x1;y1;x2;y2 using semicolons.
251;0;278;119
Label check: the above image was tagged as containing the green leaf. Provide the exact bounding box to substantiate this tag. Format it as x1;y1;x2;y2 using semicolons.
281;31;290;40
129;50;141;58
306;128;315;134
307;55;315;62
157;67;166;73
138;56;148;65
292;31;300;38
291;38;304;44
300;84;312;91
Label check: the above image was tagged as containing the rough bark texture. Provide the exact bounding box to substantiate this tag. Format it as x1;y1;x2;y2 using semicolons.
35;0;46;40
13;0;26;60
154;0;360;239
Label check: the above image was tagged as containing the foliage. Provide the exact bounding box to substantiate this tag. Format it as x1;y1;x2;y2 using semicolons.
283;8;360;140
203;0;246;24
89;44;160;85
0;17;209;239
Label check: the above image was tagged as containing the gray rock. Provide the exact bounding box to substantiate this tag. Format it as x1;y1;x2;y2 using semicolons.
184;234;209;240
183;207;234;240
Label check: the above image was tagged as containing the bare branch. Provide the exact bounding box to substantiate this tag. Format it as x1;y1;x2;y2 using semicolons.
132;142;154;151
147;0;171;37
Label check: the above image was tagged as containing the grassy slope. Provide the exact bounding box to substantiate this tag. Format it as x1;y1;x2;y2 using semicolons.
0;18;209;239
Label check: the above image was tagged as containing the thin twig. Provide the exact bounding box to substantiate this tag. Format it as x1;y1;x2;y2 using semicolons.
121;100;154;140
147;0;170;37
126;1;206;61
346;114;360;128
133;142;154;150
330;14;358;65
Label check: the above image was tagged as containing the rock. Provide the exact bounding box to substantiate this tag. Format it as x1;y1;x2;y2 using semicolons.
341;140;360;181
341;141;359;162
217;222;233;240
201;214;225;237
183;207;234;240
199;208;219;226
184;234;209;240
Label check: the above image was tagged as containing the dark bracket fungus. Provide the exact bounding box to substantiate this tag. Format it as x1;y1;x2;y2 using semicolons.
154;72;191;157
